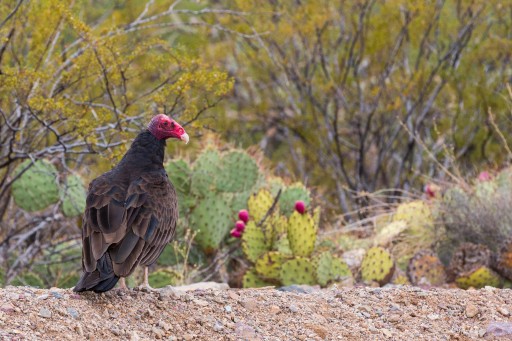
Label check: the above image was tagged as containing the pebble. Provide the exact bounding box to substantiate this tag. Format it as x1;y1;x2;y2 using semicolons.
465;303;479;318
37;294;49;300
224;305;232;313
183;334;194;341
74;325;84;336
240;299;259;311
228;291;239;300
278;285;316;294
38;308;52;318
50;291;63;299
130;331;140;341
213;321;223;332
157;320;171;331
269;305;280;314
152;327;165;339
289;304;299;313
382;328;393;338
485;321;512;337
67;307;79;319
427;313;440;320
387;314;401;323
497;307;510;316
193;299;209;307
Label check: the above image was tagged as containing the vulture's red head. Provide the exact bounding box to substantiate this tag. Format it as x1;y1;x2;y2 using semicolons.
148;114;189;143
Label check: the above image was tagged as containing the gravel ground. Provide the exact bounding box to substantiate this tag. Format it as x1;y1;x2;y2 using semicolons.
1;284;512;340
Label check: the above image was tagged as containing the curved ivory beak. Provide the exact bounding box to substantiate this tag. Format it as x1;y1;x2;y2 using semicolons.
181;133;190;144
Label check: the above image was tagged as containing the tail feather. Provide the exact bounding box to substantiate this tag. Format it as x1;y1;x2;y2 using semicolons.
74;252;119;293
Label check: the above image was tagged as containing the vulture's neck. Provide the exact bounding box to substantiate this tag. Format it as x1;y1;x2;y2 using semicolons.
117;130;166;173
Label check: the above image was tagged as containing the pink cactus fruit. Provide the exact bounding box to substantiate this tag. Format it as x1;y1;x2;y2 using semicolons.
424;183;440;199
294;200;306;214
238;209;249;223
235;220;246;232
230;228;242;238
478;171;491;182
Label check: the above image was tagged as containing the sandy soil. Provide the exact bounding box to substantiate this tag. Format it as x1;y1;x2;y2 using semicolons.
0;284;511;340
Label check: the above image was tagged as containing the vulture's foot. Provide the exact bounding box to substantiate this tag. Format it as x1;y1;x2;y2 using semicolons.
118;277;129;290
137;267;156;292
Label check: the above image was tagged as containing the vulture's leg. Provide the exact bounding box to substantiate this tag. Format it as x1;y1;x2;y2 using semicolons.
138;266;154;291
118;277;128;290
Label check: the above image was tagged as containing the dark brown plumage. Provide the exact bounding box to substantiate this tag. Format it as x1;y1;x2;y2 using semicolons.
74;115;189;293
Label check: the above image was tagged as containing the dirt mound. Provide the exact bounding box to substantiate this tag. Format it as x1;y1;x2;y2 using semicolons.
0;284;511;340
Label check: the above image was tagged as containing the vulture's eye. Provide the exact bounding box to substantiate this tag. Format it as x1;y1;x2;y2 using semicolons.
163;121;169;127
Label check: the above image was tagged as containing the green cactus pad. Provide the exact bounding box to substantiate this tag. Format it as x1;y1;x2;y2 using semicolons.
149;269;179;288
61;174;87;217
267;177;285;197
275;236;293;255
407;250;447;286
216;151;259;193
280;257;316;286
242;221;270;263
314;252;352;287
255;251;288;280
287;211;317;257
455;266;502;289
243;268;274;288
360;247;395;286
189;195;232;252
279;184;311;216
190;149;222;197
165;159;192;195
11;159;60;212
391;268;410;285
248;189;274;223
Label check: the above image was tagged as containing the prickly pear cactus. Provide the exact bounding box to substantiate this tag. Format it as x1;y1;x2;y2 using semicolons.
275;236;293;255
448;243;493;280
255;251;288;281
279;184;311;216
391;200;437;269
190;149;222;196
243;268;274;288
61;174;87;217
216;151;259;193
248;189;274;223
11;159;60;212
165;159;191;195
391;268;410;285
189;195;232;252
360;247;395;286
279;257;316;286
455;266;502;289
242;221;270;262
314;251;352;286
287;211;317;257
494;239;512;281
407;250;447;286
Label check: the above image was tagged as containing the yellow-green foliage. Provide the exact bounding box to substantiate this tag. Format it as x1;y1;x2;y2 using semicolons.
243;268;273;288
248;189;274;223
255;251;288;281
280;257;316;286
242;221;270;263
455;267;502;290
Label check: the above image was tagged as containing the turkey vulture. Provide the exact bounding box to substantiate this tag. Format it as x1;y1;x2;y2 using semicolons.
74;114;189;293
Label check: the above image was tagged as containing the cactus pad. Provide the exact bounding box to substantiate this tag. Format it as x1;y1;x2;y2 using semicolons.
407;250;447;286
255;251;288;280
216;151;258;193
287;211;317;257
455;266;502;289
360;247;395;285
448;243;493;280
189;195;232;252
243;268;273;288
11;159;60;212
165;159;192;195
242;221;270;262
248;189;274;223
279;184;311;216
280;257;316;286
494;239;512;280
190;149;222;196
61;174;87;217
314;251;352;287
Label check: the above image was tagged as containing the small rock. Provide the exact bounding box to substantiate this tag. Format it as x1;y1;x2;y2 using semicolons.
240;299;259;311
38;308;52;318
37;294;49;300
157;320;171;331
278;285;316;294
152;327;165;339
465;303;479;318
305;324;327;338
50;291;63;299
498;307;510;317
74;325;84;336
224;305;232;313
213;321;223;332
269;305;280;314
193;299;209;307
427;313;440;320
485;321;512;337
130;331;140;341
228;291;239;300
289;304;299;313
387;314;401;323
235;323;258;340
382;328;393;338
183;334;194;341
67;307;79;319
174;282;229;292
0;303;15;314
